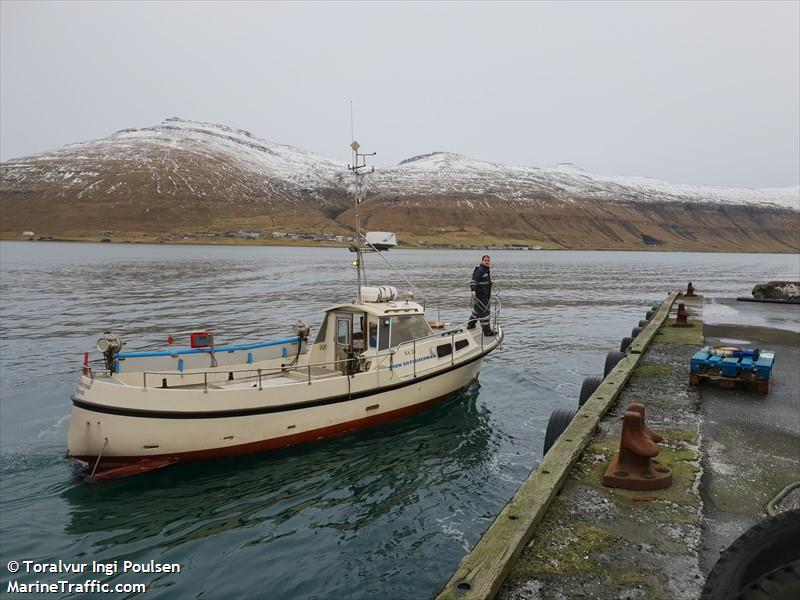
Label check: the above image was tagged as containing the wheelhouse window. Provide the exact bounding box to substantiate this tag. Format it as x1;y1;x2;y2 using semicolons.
378;318;391;351
336;319;350;346
368;322;378;349
390;315;433;346
353;315;365;351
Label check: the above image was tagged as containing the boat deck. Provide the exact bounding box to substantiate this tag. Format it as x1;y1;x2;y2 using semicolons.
94;365;343;390
212;367;341;389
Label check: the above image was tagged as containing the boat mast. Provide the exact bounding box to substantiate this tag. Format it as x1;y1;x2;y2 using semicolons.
348;137;374;303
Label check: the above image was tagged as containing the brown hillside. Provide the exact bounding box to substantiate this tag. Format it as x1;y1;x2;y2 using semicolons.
338;195;799;252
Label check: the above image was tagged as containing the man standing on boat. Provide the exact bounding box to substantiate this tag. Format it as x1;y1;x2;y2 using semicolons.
468;255;494;336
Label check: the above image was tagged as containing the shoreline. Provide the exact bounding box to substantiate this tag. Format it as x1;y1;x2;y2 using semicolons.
1;236;798;254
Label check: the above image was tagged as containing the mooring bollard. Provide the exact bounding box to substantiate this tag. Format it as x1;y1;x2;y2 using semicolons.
627;402;663;443
671;302;694;327
603;406;672;491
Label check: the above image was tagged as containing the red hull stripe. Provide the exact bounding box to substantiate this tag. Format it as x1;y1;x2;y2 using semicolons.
73;381;475;469
88;459;179;483
72;338;499;420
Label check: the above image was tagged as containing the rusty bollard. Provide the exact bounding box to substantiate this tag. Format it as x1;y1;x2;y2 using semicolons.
685;282;696;297
603;406;672;491
671;302;695;327
628;402;663;443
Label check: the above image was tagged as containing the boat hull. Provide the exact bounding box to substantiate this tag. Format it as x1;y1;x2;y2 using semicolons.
68;355;485;468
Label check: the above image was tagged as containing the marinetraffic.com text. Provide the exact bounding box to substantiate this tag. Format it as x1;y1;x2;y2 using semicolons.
5;559;182;595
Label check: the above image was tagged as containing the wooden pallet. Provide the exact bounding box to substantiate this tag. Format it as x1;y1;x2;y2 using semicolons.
689;370;770;394
689;347;774;395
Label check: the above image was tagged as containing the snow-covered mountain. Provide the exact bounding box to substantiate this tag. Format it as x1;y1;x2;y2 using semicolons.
3;117;798;209
369;151;799;210
1;117;351;207
1;118;798;251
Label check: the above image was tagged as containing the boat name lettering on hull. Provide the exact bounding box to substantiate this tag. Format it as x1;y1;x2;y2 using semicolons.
74;379;93;398
397;355;435;368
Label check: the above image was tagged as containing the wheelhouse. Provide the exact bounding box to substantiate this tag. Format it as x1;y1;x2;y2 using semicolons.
307;300;433;374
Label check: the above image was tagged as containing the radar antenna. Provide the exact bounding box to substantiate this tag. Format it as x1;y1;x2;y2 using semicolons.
346;104;425;307
348;106;375;303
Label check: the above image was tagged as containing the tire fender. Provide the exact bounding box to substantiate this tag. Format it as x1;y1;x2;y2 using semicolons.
579;376;603;407
604;351;625;377
543;407;578;456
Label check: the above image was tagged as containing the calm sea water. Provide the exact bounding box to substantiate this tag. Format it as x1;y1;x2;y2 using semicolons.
1;242;798;599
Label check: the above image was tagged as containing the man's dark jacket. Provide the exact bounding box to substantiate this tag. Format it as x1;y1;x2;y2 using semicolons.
470;264;492;315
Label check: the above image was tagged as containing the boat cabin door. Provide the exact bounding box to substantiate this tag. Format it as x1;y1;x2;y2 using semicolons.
333;312;367;374
334;313;354;374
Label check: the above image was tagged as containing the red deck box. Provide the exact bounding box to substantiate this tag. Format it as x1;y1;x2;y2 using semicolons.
190;331;214;348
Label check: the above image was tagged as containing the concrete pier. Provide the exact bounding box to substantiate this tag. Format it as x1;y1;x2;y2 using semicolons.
437;291;800;600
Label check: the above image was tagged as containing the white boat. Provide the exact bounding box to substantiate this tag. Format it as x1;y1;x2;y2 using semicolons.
67;142;503;480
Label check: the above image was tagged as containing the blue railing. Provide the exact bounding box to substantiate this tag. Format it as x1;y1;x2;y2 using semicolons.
115;337;301;359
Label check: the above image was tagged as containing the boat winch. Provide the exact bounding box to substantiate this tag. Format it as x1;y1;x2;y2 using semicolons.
293;320;311;340
96;331;123;371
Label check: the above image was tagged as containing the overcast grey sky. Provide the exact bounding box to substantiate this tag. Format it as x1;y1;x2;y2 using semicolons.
1;1;798;187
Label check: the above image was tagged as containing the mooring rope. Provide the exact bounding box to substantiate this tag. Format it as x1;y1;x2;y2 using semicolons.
89;437;109;480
